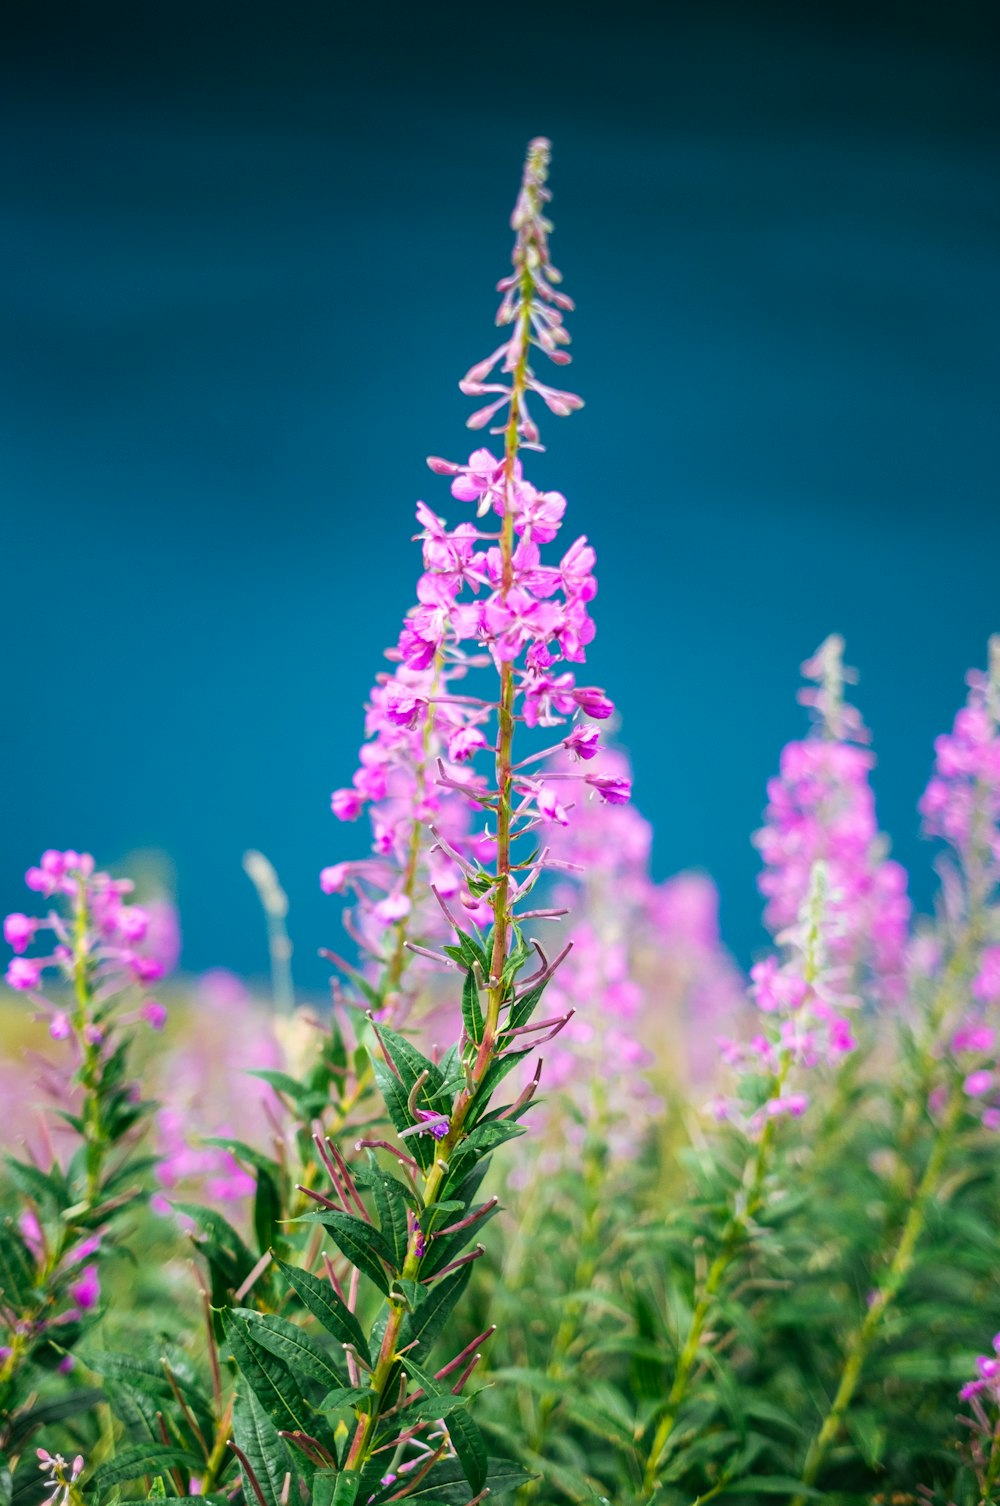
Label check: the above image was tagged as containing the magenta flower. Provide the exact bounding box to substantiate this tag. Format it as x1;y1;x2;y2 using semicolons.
6;955;42;991
3;912;36;953
973;945;1000;1004
754;638;910;1004
67;1263;100;1312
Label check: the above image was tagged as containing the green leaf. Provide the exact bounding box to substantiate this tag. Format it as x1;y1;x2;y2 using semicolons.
87;1445;200;1492
3;1157;66;1209
373;1025;443;1094
370;1458;533;1505
399;1264;473;1359
222;1310;311;1434
231;1389;299;1506
171;1203;256;1282
717;1478;823;1498
7;1388;105;1447
357;1157;412;1269
231;1308;345;1391
445;1409;487;1493
275;1257;370;1364
0;1222;36;1310
0;1453;11;1506
245;1068;311;1104
441;927;489;975
101;1376;163;1441
252;1167;281;1261
312;1474;361;1506
303;1210;396;1293
372;1058;434;1170
461;969;483;1047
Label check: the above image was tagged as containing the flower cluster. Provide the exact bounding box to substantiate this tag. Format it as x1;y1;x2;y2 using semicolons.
754;637;910;1004
919;635;1000;907
4;849;173;1032
944;946;1000;1131
323;138;624;1025
36;1449;85;1506
322;648;491;1022
524;748;743;1162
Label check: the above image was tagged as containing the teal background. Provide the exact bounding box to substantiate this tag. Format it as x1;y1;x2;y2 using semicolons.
2;1;998;987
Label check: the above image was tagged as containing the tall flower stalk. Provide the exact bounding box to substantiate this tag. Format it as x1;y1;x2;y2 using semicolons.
788;644;1000;1501
216;138;626;1506
1;850;166;1435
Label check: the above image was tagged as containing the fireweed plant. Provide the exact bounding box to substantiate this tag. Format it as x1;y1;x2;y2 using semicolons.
1;852;167;1459
2;143;1000;1506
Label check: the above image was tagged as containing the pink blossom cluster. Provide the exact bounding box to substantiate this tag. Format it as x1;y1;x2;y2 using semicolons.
512;749;742;1162
713;861;857;1133
754;640;910;1004
36;1448;85;1506
3;849;173;1036
919;642;1000;900
960;1331;1000;1403
0;1214;101;1376
944;947;1000;1132
322;648;493;1019
3;849;174;1041
323;139;625;1014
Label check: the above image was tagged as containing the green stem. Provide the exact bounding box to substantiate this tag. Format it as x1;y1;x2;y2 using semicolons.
790;1082;963;1503
642;1053;792;1496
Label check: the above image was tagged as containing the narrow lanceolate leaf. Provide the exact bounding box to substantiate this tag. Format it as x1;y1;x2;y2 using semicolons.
222;1310;311;1434
0;1222;36;1310
6;1389;105;1448
399;1264;473;1358
312;1471;360;1506
368;1458;533;1506
357;1158;412;1269
87;1444;201;1492
369;1024;445;1102
3;1156;66;1210
303;1209;396;1294
460;968;484;1045
231;1389;299;1506
275;1258;371;1365
231;1308;345;1391
445;1409;488;1494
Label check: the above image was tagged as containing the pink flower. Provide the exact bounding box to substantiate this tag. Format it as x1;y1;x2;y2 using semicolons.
973;946;1000;1005
68;1264;100;1311
6;956;42;991
585;773;632;805
448;726;489;762
49;1013;71;1040
964;1069;995;1098
140;999;168;1031
332;788;365;821
4;912;37;954
128;955;164;984
563;723;600;760
117;905;149;943
320;864;350;894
